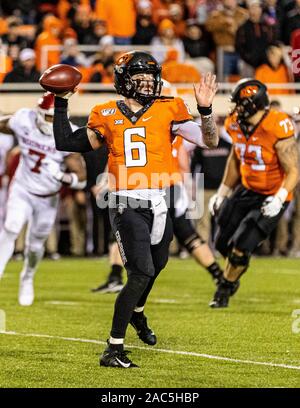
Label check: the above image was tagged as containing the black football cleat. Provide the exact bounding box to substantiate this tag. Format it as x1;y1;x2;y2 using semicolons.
130;313;157;346
209;279;240;308
100;348;138;368
91;280;123;294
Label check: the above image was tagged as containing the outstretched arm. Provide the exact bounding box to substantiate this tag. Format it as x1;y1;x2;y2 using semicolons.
193;73;219;148
53;96;103;152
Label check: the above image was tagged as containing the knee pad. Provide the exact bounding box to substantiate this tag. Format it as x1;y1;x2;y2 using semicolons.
228;250;250;268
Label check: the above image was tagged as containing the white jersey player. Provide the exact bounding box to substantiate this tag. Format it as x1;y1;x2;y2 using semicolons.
0;92;86;306
0;130;14;230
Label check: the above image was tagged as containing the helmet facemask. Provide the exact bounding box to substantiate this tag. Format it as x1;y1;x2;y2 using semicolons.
130;71;162;106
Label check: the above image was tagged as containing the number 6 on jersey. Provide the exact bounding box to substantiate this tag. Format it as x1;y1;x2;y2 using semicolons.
124;127;147;167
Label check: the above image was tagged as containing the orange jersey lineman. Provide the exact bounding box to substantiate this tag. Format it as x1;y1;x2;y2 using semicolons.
88;97;192;191
225;109;295;201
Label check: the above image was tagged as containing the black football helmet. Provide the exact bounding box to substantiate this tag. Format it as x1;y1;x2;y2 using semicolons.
230;78;269;122
114;51;162;106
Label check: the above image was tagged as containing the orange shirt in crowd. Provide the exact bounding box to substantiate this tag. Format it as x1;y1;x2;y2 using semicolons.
87;97;192;190
95;0;136;38
162;60;201;83
0;55;13;83
225;110;295;200
0;18;8;35
35;16;62;71
255;63;293;95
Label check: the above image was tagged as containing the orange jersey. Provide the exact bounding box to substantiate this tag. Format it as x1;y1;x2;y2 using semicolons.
225;110;295;200
88;97;192;191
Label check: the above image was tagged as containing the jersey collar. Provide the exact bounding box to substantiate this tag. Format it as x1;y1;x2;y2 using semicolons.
116;100;154;125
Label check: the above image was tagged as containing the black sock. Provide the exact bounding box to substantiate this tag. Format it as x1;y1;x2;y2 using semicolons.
207;262;223;279
110;274;151;338
109;264;123;282
131;310;144;320
108;342;124;352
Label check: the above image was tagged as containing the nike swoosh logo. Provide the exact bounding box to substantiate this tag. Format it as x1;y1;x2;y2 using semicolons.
142;116;152;122
115;357;130;368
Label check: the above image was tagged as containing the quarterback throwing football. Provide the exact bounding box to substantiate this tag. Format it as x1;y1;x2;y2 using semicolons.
53;51;218;368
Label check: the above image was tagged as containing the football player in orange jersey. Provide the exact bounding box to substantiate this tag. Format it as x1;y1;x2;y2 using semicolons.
53;51;218;368
209;79;299;308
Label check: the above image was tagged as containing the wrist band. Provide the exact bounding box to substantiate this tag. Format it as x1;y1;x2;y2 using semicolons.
197;104;212;116
54;97;68;108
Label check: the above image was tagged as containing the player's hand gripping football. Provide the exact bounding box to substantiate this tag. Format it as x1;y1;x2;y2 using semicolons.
193;72;218;108
55;87;78;99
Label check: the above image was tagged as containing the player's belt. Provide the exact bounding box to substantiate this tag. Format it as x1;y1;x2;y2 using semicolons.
28;190;60;198
108;193;152;210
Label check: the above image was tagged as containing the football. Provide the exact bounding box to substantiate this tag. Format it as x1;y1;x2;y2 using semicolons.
39;64;82;94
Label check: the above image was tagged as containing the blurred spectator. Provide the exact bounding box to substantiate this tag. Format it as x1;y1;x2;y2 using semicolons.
168;3;186;38
282;0;300;45
65;190;87;256
152;0;175;25
263;0;281;28
0;1;36;23
235;0;278;76
206;0;248;78
60;38;90;67
183;0;211;25
0;17;28;49
183;19;213;59
90;54;114;85
70;4;93;44
95;0;136;45
35;15;62;70
3;48;40;82
183;19;215;73
255;43;294;94
132;0;157;45
151;18;185;64
81;19;109;46
91;35;115;68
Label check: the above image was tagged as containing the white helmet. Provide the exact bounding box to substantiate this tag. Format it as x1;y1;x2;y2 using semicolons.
36;92;55;136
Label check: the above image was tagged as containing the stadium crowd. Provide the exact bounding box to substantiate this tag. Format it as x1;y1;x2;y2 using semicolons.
1;0;300;260
0;0;299;85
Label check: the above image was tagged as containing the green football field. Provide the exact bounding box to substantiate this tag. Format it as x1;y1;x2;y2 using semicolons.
0;257;300;388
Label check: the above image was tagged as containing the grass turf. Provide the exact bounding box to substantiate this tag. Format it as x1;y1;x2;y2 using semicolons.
0;257;300;388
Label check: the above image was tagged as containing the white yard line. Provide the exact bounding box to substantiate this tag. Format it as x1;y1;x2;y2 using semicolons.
1;330;300;371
